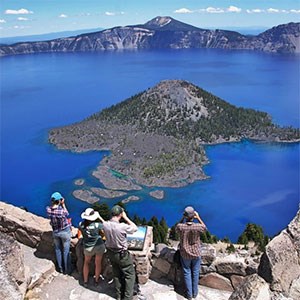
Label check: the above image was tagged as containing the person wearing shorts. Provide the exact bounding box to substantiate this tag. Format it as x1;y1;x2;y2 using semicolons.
79;208;106;287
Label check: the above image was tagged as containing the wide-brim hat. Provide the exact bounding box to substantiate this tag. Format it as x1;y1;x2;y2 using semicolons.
81;208;100;221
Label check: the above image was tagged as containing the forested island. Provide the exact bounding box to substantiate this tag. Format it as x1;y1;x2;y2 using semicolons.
49;80;299;202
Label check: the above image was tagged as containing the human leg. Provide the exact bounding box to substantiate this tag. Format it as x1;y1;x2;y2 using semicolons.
107;250;122;299
191;257;201;298
180;256;193;299
52;233;63;272
120;251;135;300
60;227;71;274
95;253;103;282
83;254;93;284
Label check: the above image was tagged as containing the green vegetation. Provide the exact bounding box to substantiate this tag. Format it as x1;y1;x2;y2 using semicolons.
87;81;300;143
92;203;271;251
237;223;269;252
133;215;169;244
226;243;236;253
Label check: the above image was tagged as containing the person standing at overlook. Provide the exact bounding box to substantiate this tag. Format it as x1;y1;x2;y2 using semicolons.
102;205;137;300
46;192;72;274
176;206;207;300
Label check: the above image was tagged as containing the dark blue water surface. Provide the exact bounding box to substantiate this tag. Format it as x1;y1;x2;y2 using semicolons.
1;49;299;241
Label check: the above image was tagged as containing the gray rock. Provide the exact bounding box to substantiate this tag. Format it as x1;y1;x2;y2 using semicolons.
200;273;234;292
258;231;300;294
201;243;217;265
289;276;300;300
229;274;271;300
0;201;53;253
0;232;25;299
230;275;246;290
214;255;247;276
287;208;300;258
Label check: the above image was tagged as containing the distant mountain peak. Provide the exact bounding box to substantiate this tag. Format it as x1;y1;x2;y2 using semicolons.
145;16;173;28
143;16;200;31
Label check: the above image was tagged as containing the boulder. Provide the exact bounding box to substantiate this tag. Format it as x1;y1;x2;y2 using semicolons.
0;232;26;299
289;276;300;300
258;231;300;295
201;243;217;265
232;208;300;299
200;273;234;292
287;208;300;258
152;257;171;275
229;274;271;300
230;275;246;290
0;201;53;254
214;255;247;276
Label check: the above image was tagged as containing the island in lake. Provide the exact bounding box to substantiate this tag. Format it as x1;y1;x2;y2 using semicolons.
49;80;300;203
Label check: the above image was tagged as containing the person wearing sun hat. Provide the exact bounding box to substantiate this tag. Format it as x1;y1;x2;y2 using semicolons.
46;191;72;274
176;206;207;300
79;207;106;287
102;205;137;300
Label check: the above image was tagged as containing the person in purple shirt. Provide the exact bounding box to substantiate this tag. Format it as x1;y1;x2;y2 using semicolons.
46;192;71;274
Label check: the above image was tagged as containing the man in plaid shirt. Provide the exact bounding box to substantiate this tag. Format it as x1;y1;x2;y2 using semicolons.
46;192;71;274
176;206;207;300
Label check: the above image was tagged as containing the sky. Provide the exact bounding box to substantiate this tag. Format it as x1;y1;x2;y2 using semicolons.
0;0;299;37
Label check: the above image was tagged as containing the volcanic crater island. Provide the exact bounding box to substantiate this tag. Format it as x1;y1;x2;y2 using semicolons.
49;80;300;203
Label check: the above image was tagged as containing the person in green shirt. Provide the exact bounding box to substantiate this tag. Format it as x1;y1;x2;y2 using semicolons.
79;208;106;287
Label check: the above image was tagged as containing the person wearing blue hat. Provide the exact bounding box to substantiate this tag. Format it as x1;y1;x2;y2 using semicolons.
46;191;72;274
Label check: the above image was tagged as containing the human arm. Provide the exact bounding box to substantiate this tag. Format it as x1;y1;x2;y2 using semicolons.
60;198;69;215
121;211;138;232
194;211;207;229
97;214;105;223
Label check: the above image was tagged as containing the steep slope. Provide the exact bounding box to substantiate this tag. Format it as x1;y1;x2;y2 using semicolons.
89;80;300;143
1;17;299;56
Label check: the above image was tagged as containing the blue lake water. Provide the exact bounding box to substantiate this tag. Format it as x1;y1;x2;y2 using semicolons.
1;49;299;241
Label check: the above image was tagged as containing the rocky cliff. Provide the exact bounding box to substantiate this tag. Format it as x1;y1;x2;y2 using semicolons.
1;16;299;56
229;207;300;300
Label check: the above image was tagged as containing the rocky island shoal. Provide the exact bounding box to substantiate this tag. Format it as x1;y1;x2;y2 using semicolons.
49;80;300;204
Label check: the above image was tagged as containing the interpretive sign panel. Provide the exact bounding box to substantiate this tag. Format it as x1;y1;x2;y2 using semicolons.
127;226;147;250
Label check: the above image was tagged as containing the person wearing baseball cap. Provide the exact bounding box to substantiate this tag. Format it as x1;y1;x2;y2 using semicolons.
46;192;72;274
176;206;207;300
102;205;137;300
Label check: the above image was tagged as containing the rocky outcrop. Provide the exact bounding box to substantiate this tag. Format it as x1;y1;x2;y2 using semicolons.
230;208;300;300
0;232;26;300
150;243;259;293
258;209;300;297
0;201;53;255
229;274;271;300
0;17;299;56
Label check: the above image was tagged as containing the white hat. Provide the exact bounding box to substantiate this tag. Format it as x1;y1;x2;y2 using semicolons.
81;208;100;221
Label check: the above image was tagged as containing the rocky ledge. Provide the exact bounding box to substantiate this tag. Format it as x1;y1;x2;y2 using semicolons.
0;201;299;300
